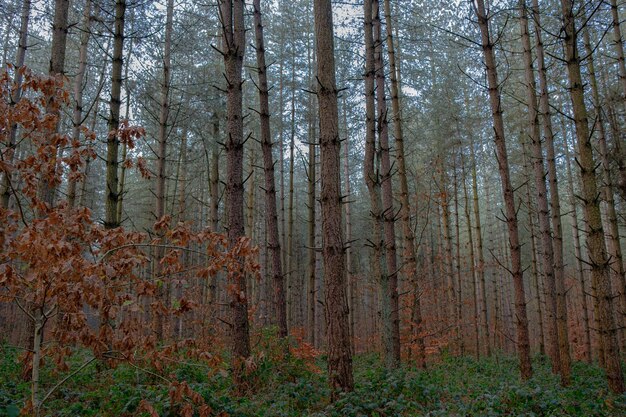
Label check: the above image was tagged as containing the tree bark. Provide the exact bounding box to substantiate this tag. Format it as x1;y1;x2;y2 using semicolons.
474;0;532;380
252;0;287;340
0;0;31;209
67;0;91;208
583;25;626;352
105;0;126;229
220;0;251;368
314;0;353;397
519;0;566;381
372;0;401;368
560;0;624;393
383;0;425;367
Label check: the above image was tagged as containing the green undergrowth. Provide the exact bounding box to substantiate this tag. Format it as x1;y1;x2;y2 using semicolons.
1;343;624;416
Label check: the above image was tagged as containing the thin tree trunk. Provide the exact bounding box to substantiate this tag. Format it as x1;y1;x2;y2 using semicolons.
0;0;31;209
470;138;490;357
519;0;565;381
252;0;287;340
474;0;532;380
560;0;624;393
314;0;353;397
372;0;400;368
383;0;425;367
583;25;626;352
220;0;251;370
563;130;593;363
67;0;91;208
364;0;389;369
461;152;479;359
105;0;126;229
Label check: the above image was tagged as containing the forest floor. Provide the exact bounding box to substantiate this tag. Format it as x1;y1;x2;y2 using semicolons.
1;338;625;416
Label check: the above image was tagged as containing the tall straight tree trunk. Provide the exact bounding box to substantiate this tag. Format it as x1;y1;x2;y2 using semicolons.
583;26;626;351
67;0;91;208
519;0;566;381
342;96;355;353
452;157;465;356
38;0;70;209
521;138;546;356
105;0;126;229
363;0;389;369
1;0;31;209
470;138;490;356
383;0;425;368
220;0;251;368
314;0;353;398
153;0;173;341
564;132;592;363
461;153;479;359
530;0;570;380
560;0;624;393
210;113;220;233
372;0;400;368
252;0;287;340
474;0;532;380
438;157;457;338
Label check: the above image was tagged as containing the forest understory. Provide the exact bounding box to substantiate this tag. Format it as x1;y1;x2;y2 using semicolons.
1;341;625;417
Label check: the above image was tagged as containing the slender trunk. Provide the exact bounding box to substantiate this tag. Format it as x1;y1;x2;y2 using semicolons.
583;25;626;352
314;0;353;397
37;0;70;209
153;0;173;341
364;0;389;369
342;96;355;353
67;0;91;208
519;0;564;380
452;156;465;356
372;0;400;367
220;0;251;368
0;0;31;209
521;138;546;356
461;153;479;359
564;132;592;363
253;0;287;339
474;0;532;379
105;0;126;229
560;0;623;393
384;0;425;367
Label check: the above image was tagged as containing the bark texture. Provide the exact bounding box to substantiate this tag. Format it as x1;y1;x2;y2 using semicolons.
474;0;532;380
314;0;354;398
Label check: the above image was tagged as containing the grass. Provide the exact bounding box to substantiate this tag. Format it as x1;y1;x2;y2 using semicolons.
1;344;624;416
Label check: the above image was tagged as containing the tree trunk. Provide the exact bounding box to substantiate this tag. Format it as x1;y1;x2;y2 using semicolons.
372;0;400;368
252;0;287;340
564;131;592;363
314;0;353;397
67;0;91;208
583;25;626;352
383;0;425;367
37;0;69;210
105;0;126;229
220;0;251;370
364;0;389;369
0;0;31;209
530;0;570;380
519;0;566;381
474;0;532;380
560;0;624;393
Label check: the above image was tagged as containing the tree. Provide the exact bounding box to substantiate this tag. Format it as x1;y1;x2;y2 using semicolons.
559;0;623;393
105;0;126;229
252;0;287;340
219;0;251;373
473;0;532;380
313;0;353;398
